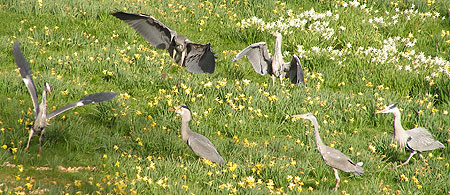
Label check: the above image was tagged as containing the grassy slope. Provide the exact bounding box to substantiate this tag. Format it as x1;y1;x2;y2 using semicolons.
0;0;449;194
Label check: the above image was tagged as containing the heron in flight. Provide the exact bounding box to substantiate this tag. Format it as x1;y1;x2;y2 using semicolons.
292;113;363;191
233;32;305;86
13;42;118;153
170;105;224;166
112;12;216;78
375;103;445;168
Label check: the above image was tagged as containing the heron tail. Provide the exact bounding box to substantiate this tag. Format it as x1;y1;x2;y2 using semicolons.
352;163;364;176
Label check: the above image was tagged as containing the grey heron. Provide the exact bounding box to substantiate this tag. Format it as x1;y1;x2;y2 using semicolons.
170;105;225;166
292;113;363;191
13;41;118;153
375;103;445;168
233;32;305;86
112;12;216;77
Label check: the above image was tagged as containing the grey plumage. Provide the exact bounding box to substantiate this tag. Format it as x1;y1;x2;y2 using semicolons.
233;32;305;86
293;113;363;191
171;105;224;166
112;12;216;74
375;103;445;168
13;41;118;153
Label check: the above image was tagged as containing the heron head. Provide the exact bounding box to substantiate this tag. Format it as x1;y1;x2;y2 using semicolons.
174;35;187;50
170;105;191;119
292;112;316;121
375;103;398;114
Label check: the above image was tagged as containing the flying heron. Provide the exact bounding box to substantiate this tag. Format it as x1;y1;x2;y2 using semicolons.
112;12;216;80
233;32;305;86
13;41;118;153
375;103;445;168
170;105;225;166
292;113;363;191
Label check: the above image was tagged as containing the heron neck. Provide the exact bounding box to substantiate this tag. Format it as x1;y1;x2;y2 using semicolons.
40;90;47;115
310;118;325;151
392;110;406;136
181;120;191;142
271;33;283;74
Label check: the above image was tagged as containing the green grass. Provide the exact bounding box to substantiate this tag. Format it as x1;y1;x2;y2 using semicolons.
1;0;450;194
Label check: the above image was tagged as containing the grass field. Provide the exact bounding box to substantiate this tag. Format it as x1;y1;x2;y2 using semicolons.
1;0;450;194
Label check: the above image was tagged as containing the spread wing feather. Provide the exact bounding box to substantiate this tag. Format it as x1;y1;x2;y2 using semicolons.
184;42;216;74
47;92;118;120
283;55;305;85
13;42;40;117
112;12;174;49
233;42;271;75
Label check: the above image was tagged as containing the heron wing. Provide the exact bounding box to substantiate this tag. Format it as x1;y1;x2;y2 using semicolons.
187;132;224;165
112;12;174;49
13;42;39;117
406;127;445;152
232;42;271;75
183;41;216;74
321;146;364;176
47;92;118;120
283;55;305;85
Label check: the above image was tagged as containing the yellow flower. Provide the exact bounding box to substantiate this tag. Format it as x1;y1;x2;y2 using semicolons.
1;145;7;149
25;182;33;190
74;180;82;187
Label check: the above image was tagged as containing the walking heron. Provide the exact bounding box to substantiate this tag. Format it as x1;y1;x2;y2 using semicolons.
292;113;363;191
375;103;445;168
170;105;224;166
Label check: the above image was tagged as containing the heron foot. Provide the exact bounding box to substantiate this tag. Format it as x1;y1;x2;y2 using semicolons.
161;73;167;79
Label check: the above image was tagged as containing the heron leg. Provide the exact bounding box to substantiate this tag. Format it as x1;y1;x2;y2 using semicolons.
272;75;275;86
333;168;340;191
418;153;430;169
162;50;179;79
38;132;44;154
176;64;183;87
175;51;186;87
161;63;175;79
396;150;417;168
25;128;35;150
279;75;283;84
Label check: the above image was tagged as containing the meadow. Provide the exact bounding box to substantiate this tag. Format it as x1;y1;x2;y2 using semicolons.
0;0;450;194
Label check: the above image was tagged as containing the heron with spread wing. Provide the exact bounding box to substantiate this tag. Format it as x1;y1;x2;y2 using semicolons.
13;42;118;153
112;12;216;78
233;32;305;86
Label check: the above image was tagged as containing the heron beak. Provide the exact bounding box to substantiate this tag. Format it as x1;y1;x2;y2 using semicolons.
374;108;386;114
168;106;181;112
291;114;307;119
45;83;53;96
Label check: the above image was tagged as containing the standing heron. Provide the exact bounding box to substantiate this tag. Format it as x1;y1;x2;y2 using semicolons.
292;113;363;191
13;41;118;153
233;32;305;86
112;12;216;79
170;105;225;166
375;103;445;168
